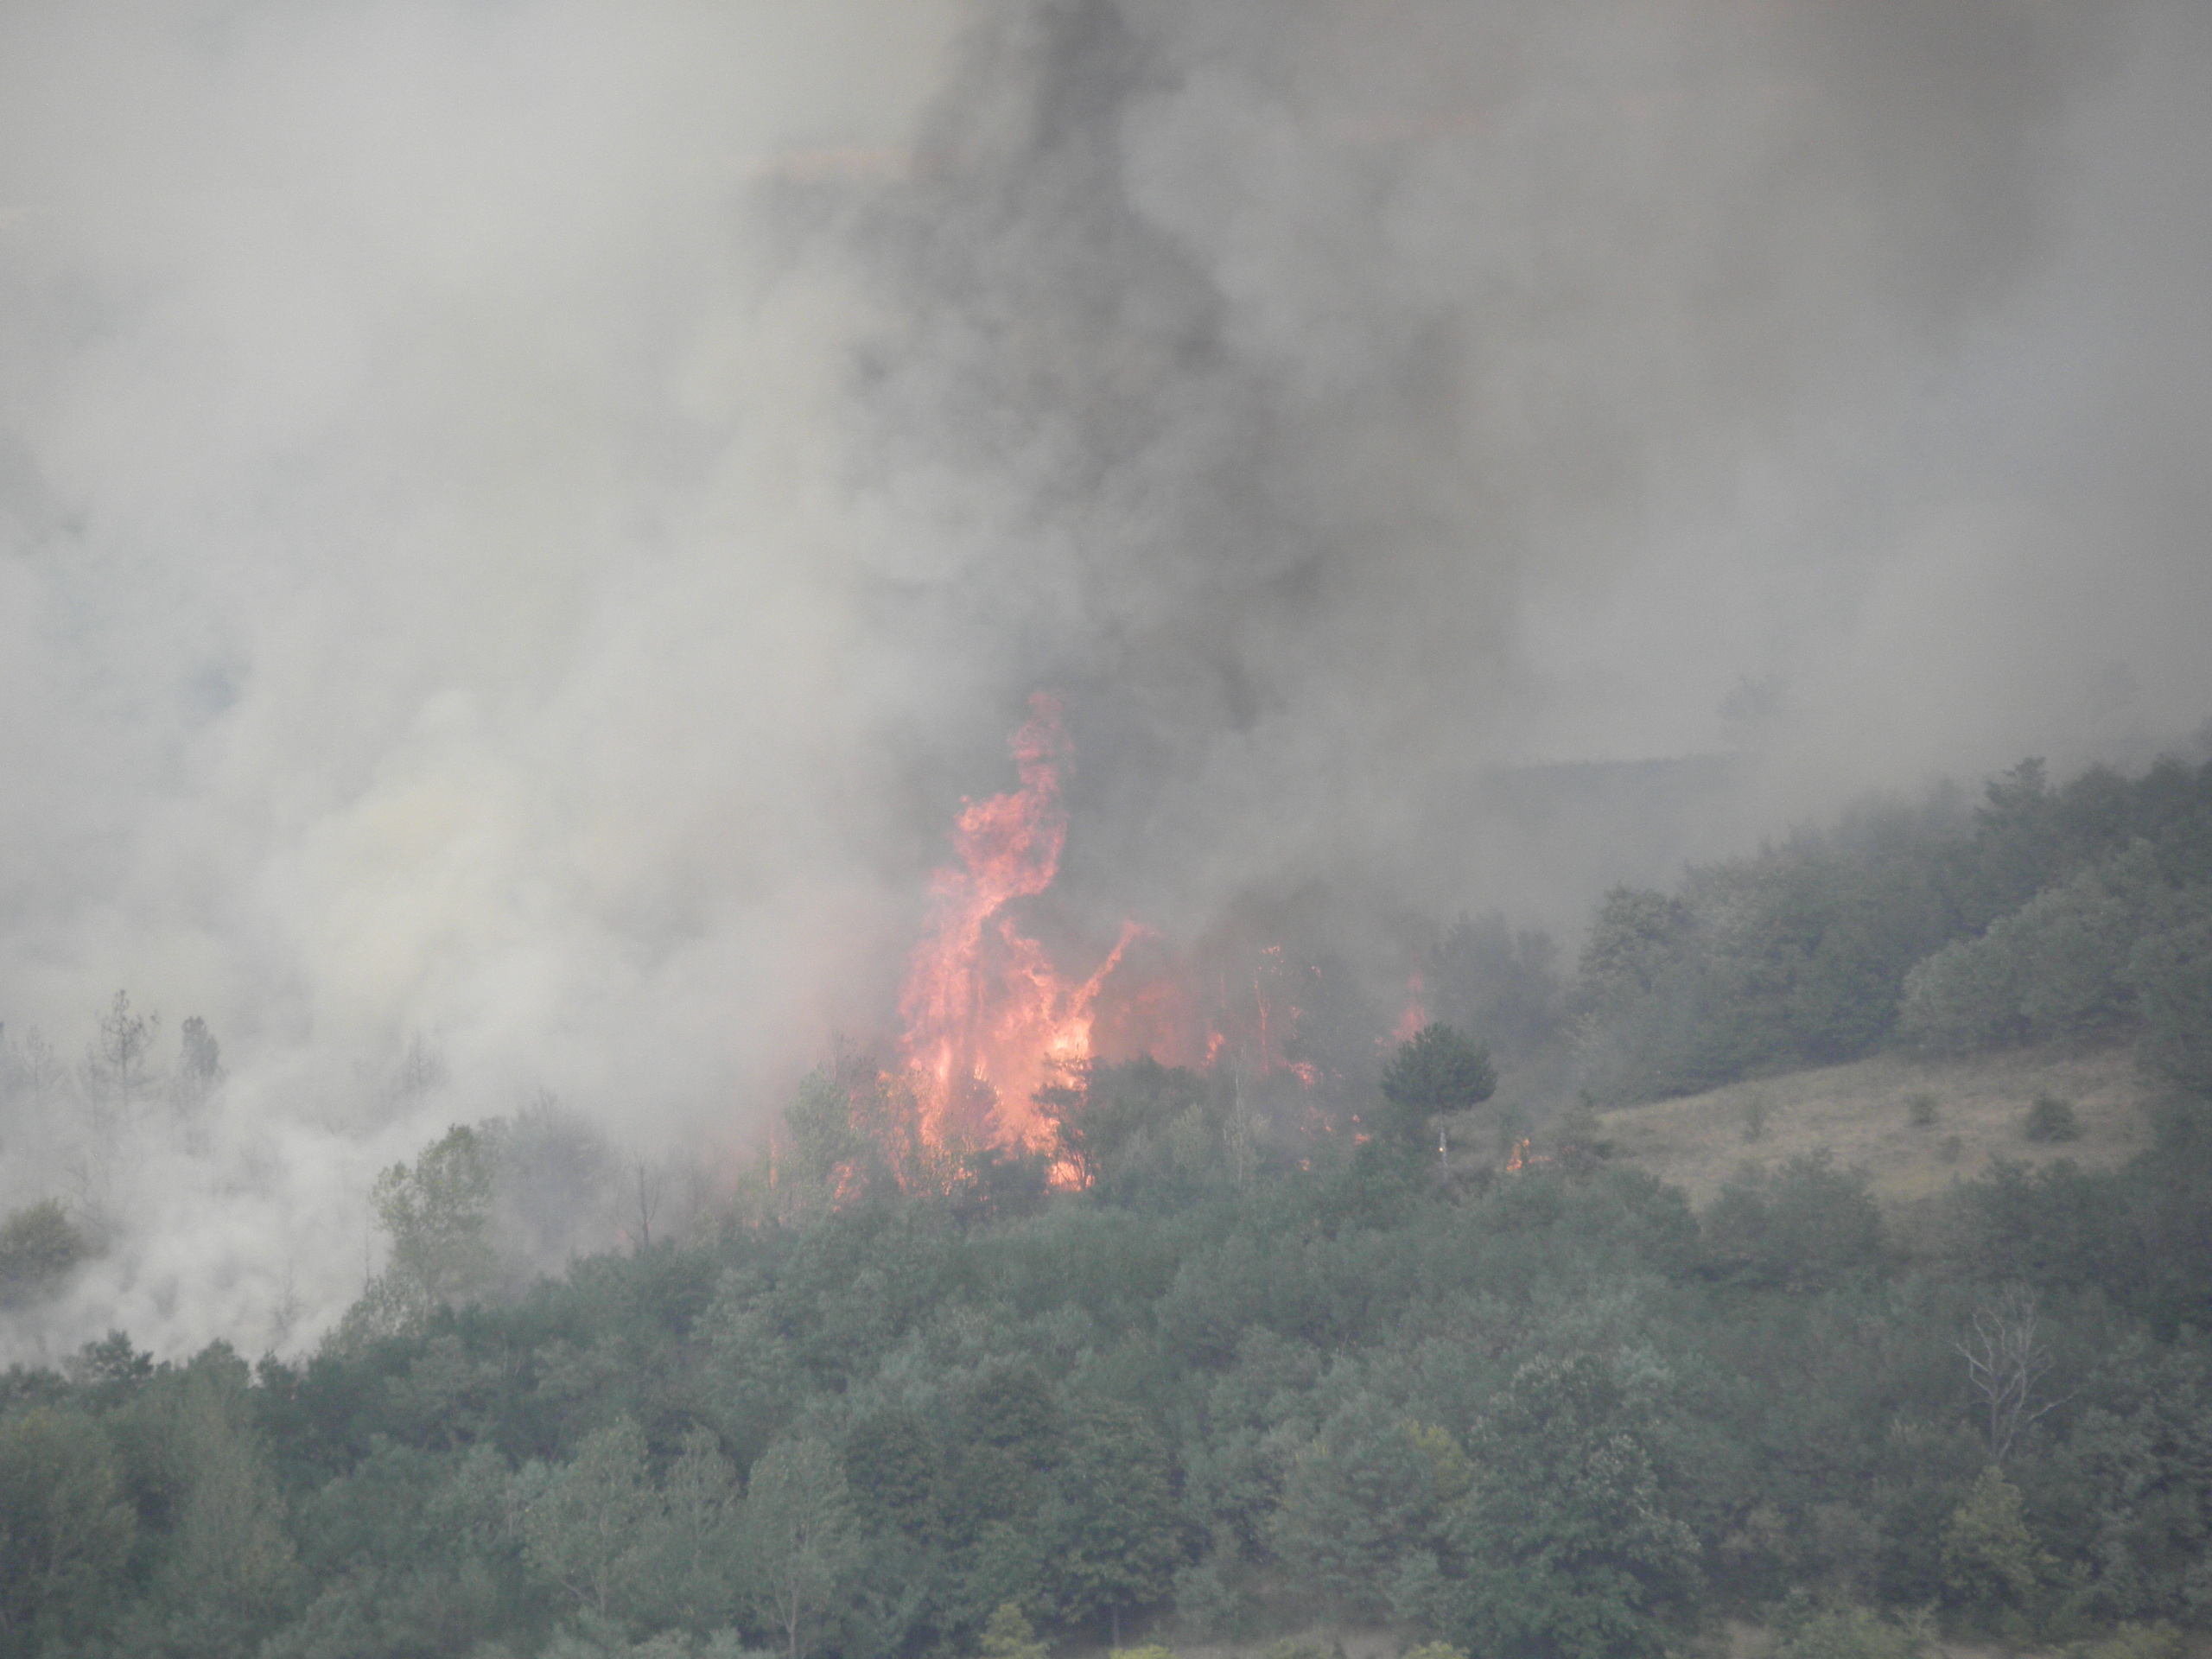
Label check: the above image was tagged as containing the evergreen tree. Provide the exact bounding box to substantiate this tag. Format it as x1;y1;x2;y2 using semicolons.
1449;1355;1699;1659
1379;1023;1496;1148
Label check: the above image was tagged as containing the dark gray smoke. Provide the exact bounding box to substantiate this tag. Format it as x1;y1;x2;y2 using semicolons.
821;0;2209;928
1;0;2207;1356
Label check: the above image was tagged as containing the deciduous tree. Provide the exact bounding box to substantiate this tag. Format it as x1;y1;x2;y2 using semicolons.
746;1436;855;1659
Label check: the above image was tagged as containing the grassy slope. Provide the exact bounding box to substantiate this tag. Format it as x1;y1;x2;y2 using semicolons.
1596;1041;2155;1210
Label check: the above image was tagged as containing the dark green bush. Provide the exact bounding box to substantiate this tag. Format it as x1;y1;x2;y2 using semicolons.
0;1198;90;1306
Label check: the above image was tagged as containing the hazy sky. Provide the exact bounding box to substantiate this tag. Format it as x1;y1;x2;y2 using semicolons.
2;0;2209;1356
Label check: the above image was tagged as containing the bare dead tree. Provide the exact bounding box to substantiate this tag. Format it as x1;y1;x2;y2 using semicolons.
82;989;158;1138
632;1155;664;1251
1957;1286;2068;1463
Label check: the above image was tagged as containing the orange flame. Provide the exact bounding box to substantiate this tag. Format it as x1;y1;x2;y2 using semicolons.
886;696;1400;1176
1391;969;1427;1042
896;694;1135;1150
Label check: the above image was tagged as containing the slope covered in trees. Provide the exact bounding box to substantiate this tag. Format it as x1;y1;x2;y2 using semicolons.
4;1059;2212;1659
5;750;2212;1659
1564;753;2212;1103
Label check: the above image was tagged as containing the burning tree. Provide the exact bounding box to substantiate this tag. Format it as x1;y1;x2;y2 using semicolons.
896;693;1135;1152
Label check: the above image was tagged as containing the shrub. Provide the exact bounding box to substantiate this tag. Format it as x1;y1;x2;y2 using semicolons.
0;1198;90;1306
2023;1095;2081;1143
1741;1094;1769;1141
2078;1624;2187;1659
1771;1598;1931;1659
981;1605;1050;1659
1554;1105;1611;1175
1906;1092;1939;1128
1941;1466;2050;1624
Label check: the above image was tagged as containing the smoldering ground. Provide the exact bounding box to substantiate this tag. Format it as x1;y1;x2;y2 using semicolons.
1;0;2209;1357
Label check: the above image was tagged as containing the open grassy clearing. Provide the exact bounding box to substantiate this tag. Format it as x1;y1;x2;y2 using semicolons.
1596;1041;2157;1210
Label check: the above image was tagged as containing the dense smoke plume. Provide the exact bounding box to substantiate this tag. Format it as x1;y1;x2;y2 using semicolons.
1;0;2209;1356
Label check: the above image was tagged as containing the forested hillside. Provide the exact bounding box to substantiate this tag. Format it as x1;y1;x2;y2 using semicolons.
6;752;2212;1659
1429;753;2212;1108
5;1059;2212;1659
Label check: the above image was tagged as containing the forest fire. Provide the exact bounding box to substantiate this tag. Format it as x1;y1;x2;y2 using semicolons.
894;693;1138;1150
889;695;1424;1171
1394;969;1427;1040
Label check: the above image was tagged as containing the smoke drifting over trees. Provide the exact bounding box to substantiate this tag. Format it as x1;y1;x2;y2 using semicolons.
2;0;2210;1355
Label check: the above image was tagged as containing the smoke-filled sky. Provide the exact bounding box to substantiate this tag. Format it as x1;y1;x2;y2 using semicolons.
3;0;2209;1356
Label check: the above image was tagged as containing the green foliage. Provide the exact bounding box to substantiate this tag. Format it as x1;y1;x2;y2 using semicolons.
1770;1597;1931;1659
341;1124;499;1344
1379;1023;1496;1147
1448;1354;1700;1659
20;923;2212;1659
844;1408;940;1539
67;1329;154;1406
786;1067;868;1205
277;1437;529;1657
2024;1095;2082;1143
121;1346;303;1656
1573;754;2212;1100
1425;912;1566;1062
2075;1624;2187;1659
1038;1400;1179;1630
979;1602;1050;1659
745;1437;855;1659
2126;888;2212;1096
1271;1393;1467;1619
1701;1153;1885;1291
1954;1160;2139;1295
1900;843;2165;1055
0;1199;89;1306
0;1407;135;1656
1042;1058;1211;1192
1578;887;1688;1014
1170;1559;1250;1641
521;1418;664;1622
1940;1466;2050;1624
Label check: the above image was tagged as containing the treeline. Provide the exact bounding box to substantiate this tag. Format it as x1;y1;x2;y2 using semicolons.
7;1052;2212;1659
1439;753;2212;1104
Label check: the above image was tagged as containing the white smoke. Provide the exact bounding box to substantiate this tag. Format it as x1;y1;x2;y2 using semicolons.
1;0;2208;1358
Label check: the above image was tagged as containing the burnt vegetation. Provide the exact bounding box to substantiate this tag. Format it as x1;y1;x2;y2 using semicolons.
6;752;2212;1659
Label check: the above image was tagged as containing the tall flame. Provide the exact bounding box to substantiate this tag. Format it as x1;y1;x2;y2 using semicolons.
897;693;1126;1149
